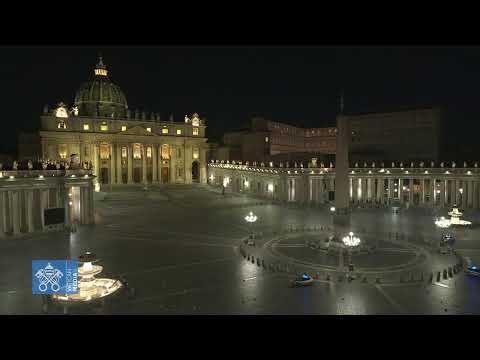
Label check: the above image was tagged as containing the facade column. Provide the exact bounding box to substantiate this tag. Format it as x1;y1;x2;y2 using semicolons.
127;144;133;184
158;145;163;184
116;144;122;184
431;178;436;206
142;144;147;184
110;143;116;185
93;144;100;179
152;144;158;183
170;144;176;184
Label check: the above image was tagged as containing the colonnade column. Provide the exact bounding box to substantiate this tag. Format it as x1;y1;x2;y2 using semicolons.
440;179;446;207
398;178;403;203
472;181;478;209
116;144;122;184
26;190;34;232
0;192;5;237
12;191;20;235
467;180;473;208
409;178;413;205
152;145;158;183
127;144;133;184
142;145;147;184
421;179;426;205
387;178;393;203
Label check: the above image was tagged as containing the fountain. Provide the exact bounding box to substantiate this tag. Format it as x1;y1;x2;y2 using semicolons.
435;205;472;228
52;252;123;303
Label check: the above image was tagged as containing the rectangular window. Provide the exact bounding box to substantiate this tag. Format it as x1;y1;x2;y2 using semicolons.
146;127;152;133
176;129;182;135
133;144;141;159
121;125;127;131
146;146;152;158
121;147;127;158
100;123;108;131
83;124;90;131
57;121;66;129
162;128;169;134
58;144;67;159
193;128;199;136
161;144;170;159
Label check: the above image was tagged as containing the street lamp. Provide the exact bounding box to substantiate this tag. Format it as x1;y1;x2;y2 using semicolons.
342;231;361;276
245;211;258;244
459;188;464;206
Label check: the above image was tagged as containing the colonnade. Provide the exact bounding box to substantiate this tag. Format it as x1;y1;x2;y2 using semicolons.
0;171;95;237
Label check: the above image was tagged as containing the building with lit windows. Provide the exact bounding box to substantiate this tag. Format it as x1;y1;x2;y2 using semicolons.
214;107;442;163
37;56;208;186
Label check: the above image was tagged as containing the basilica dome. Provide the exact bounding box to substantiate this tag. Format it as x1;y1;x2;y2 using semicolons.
74;56;128;118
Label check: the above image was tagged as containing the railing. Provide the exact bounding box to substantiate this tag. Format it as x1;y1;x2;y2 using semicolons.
0;169;93;178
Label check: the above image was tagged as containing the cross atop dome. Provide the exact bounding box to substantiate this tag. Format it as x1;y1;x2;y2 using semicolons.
94;53;108;76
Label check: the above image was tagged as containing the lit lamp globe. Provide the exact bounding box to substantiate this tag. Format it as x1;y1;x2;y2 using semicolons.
342;232;361;247
245;212;258;244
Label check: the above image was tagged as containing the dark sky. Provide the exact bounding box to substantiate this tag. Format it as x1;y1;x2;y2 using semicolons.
1;46;480;154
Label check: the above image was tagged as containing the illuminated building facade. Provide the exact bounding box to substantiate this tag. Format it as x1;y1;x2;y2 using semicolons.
39;57;208;185
208;159;480;209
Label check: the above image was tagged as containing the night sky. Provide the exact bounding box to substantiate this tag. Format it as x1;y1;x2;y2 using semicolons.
1;46;479;156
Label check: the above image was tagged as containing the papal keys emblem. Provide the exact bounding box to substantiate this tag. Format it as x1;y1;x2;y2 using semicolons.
34;263;64;292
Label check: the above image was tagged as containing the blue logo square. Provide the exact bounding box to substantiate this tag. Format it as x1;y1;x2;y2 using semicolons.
32;260;78;295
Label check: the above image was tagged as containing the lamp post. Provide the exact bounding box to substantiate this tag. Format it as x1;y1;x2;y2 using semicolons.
342;231;361;275
459;187;464;207
245;211;258;243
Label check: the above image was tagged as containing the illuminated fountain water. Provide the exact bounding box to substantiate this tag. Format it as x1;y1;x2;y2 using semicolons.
52;252;123;303
435;205;472;228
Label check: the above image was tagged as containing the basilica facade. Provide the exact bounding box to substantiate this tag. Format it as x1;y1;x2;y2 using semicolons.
39;57;208;186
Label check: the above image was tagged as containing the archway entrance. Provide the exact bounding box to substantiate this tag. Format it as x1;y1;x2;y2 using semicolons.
133;168;141;183
192;161;200;183
161;167;169;183
100;168;109;184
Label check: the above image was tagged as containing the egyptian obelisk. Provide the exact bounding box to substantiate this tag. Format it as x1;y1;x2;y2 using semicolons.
333;90;351;228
